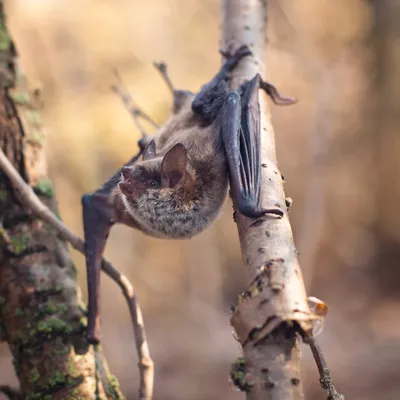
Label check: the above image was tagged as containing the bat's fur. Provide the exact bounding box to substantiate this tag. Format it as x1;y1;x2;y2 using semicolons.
115;94;228;239
82;45;295;343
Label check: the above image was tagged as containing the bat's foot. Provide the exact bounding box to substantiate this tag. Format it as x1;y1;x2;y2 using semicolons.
87;334;100;345
219;44;252;60
219;44;252;70
87;315;102;345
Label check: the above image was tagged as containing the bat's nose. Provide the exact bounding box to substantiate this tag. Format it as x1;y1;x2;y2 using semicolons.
121;167;131;180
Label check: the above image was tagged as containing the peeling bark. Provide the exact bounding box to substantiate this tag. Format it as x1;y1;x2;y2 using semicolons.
222;1;318;399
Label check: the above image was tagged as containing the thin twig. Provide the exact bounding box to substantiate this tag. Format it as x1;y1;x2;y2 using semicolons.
307;334;345;400
0;149;154;400
94;347;124;399
153;62;175;94
112;69;159;139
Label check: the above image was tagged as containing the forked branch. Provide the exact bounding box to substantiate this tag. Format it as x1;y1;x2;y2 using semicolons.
0;148;153;400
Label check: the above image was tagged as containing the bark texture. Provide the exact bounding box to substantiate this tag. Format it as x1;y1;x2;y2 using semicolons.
223;1;318;399
0;4;124;399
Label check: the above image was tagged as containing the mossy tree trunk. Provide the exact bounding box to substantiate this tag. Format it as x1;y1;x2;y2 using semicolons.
0;3;124;399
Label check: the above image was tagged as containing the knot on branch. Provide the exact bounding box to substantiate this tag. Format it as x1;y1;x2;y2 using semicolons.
230;258;320;345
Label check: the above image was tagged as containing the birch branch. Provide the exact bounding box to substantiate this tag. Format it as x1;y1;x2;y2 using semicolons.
222;1;318;399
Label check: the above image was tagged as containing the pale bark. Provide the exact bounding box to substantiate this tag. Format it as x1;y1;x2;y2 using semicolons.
222;1;317;399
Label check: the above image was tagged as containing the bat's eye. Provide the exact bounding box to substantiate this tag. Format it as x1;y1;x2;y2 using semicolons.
148;180;158;188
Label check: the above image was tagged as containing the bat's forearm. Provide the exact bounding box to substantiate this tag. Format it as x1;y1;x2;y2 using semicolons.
82;194;114;343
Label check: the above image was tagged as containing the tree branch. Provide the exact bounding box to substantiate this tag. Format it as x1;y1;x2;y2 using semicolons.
0;147;154;400
222;1;320;399
112;70;159;140
308;335;345;400
0;2;127;398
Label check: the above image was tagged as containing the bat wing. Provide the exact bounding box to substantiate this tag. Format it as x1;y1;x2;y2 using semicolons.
221;75;283;218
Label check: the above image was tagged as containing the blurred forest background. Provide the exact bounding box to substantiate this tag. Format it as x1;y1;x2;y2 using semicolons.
1;0;400;399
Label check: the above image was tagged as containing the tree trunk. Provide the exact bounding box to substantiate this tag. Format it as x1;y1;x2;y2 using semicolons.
0;3;124;399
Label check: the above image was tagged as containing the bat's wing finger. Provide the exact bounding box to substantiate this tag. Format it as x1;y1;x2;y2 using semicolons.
221;86;264;218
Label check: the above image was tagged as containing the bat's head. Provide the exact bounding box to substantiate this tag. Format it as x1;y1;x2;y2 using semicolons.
118;140;199;237
119;140;189;197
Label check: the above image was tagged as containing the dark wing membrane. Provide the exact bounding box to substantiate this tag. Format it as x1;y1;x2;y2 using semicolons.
220;76;265;217
238;75;262;216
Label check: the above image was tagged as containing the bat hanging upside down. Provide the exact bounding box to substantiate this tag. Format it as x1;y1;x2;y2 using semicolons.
82;45;296;344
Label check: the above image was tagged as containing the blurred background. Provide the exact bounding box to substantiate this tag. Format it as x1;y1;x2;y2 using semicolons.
1;0;400;399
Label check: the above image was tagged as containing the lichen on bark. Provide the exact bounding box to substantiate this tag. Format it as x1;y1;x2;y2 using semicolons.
0;2;124;399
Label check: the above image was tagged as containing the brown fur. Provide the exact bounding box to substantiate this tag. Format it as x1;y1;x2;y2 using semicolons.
114;95;229;239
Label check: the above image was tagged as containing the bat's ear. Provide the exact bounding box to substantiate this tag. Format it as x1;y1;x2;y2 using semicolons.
161;143;187;188
142;140;157;160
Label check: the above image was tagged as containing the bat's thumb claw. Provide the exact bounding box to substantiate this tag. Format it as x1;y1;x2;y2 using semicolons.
277;96;298;106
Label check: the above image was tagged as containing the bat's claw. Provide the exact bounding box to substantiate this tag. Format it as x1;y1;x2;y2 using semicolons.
219;44;252;62
87;334;100;345
260;80;297;106
239;204;284;219
262;208;284;218
87;315;102;345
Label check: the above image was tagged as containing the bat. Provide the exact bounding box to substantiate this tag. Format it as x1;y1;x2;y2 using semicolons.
82;45;296;344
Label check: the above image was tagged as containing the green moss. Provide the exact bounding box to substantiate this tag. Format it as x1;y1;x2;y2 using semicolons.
26;130;44;146
26;393;42;400
25;109;41;125
55;284;64;293
230;357;251;392
107;374;121;398
67;361;79;376
1;301;10;316
33;178;54;198
10;232;29;255
48;371;67;387
34;303;58;319
15;307;24;317
12;358;20;377
46;304;57;314
0;21;11;51
0;188;8;201
37;317;73;334
30;368;40;384
13;331;28;345
57;304;68;314
9;90;31;105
